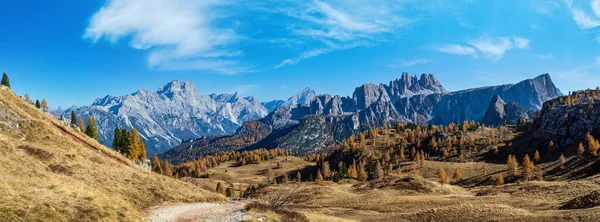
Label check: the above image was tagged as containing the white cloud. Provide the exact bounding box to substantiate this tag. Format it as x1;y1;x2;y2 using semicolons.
596;56;600;64
387;59;433;68
435;44;477;56
435;36;529;60
84;0;249;74
564;0;600;29
531;0;561;15
274;0;407;68
530;24;544;30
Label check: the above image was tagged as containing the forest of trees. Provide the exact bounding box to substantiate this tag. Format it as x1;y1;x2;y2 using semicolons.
112;127;147;162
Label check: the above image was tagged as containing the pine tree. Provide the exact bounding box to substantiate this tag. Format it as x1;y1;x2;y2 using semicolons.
496;173;504;185
522;154;534;180
453;168;462;180
113;128;122;153
41;99;48;112
85;115;99;139
70;111;77;126
225;188;232;197
1;73;10;88
35;100;41;109
121;128;130;155
127;128;144;161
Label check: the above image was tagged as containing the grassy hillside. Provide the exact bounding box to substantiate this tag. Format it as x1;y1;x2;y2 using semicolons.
0;86;223;221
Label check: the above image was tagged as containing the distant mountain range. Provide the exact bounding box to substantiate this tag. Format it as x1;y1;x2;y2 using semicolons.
62;81;316;155
160;73;563;163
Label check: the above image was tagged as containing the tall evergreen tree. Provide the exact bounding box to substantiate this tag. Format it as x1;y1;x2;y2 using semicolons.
70;111;77;126
113;128;122;153
1;73;10;88
85;115;99;139
35;100;41;109
121;128;130;156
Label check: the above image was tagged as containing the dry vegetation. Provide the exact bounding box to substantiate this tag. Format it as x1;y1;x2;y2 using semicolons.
0;87;223;221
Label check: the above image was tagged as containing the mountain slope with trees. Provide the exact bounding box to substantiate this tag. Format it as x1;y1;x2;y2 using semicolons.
0;82;223;221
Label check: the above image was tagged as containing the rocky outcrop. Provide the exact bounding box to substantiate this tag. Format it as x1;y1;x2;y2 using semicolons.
482;95;530;127
536;95;600;146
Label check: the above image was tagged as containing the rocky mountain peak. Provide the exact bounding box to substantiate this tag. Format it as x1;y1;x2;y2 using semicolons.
281;87;317;107
157;80;197;98
482;95;530;127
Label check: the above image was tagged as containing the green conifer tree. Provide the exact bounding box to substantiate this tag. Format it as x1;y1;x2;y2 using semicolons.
70;111;77;126
113;128;122;153
1;73;10;88
35;100;41;109
85;115;99;139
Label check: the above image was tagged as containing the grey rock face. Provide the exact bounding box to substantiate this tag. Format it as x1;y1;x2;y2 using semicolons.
67;80;269;155
163;73;563;161
536;97;600;146
482;95;530;127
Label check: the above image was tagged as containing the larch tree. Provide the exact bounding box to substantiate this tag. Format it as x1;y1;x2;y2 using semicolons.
536;168;544;181
496;173;504;185
322;161;331;180
522;154;534;180
534;150;540;163
374;161;384;180
438;168;450;185
1;73;10;88
358;160;368;181
578;142;585;155
585;133;599;156
70;111;77;126
41;99;48;113
296;171;301;183
24;93;31;103
85;115;99;139
558;154;566;166
316;169;324;182
453;168;462;180
151;155;162;174
78;117;85;132
127;128;144;161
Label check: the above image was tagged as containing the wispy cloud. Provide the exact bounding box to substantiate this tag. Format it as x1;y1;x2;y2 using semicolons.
84;0;250;74
530;0;561;16
386;59;433;68
274;0;407;68
435;36;529;60
564;0;600;29
596;56;600;64
233;84;260;95
435;44;477;56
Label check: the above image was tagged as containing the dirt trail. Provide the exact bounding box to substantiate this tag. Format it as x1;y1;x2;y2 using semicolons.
144;200;247;222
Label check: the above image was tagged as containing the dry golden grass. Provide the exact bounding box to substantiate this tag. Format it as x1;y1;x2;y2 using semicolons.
252;175;600;222
206;156;314;185
0;87;223;221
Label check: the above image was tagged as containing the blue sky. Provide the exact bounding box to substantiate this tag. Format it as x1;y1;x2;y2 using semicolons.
2;0;600;108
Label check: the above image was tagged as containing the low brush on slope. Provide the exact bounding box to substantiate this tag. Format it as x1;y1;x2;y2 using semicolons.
0;86;223;221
